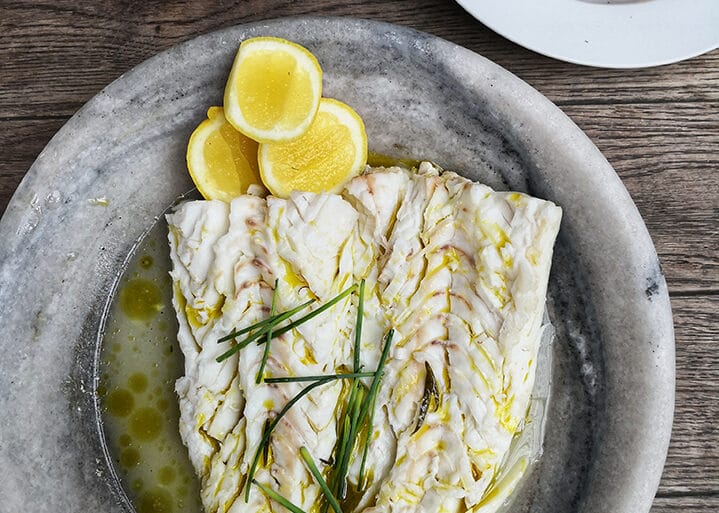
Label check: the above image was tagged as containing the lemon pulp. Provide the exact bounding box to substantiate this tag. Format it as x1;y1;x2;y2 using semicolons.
187;106;262;202
259;98;367;197
223;37;322;143
233;49;316;132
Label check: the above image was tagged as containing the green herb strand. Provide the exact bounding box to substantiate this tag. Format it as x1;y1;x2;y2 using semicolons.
264;372;375;384
324;413;351;513
256;279;279;384
218;298;315;343
357;329;395;489
218;283;358;362
234;281;393;509
299;447;343;513
357;329;394;427
333;381;358;490
337;414;352;477
326;329;393;501
245;377;335;502
328;380;363;502
357;385;379;490
261;418;271;466
353;279;365;372
252;479;308;513
329;281;366;501
337;384;365;498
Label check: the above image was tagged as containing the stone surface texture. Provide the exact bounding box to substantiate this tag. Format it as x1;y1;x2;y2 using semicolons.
0;17;673;513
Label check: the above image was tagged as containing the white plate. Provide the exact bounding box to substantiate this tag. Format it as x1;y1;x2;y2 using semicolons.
456;0;719;68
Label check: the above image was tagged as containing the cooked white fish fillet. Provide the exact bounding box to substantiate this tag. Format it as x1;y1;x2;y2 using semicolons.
167;162;561;513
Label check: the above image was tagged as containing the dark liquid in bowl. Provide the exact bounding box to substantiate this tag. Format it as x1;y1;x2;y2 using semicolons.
98;219;201;513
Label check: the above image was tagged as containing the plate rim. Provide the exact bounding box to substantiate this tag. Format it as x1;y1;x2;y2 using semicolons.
455;0;719;68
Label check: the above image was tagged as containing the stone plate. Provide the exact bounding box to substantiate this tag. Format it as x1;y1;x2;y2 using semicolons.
0;17;674;513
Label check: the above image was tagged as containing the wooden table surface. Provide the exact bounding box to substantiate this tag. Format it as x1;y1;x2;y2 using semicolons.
1;1;717;512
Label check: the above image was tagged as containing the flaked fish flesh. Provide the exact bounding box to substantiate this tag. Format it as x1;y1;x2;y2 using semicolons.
167;162;562;513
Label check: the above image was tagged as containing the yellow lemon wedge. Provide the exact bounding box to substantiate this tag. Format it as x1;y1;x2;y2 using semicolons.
186;106;263;202
258;98;368;198
224;36;323;143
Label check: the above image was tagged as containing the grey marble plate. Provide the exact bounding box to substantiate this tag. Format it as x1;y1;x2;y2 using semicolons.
0;17;673;513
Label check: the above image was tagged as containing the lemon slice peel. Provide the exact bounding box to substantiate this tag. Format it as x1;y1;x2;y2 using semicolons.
223;36;323;144
186;106;264;203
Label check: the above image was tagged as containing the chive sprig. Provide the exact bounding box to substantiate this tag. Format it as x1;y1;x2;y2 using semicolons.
217;283;357;362
218;279;395;509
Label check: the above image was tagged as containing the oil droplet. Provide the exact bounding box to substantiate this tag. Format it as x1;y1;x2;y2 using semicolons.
120;447;140;468
100;220;202;513
158;466;176;485
132;478;144;492
343;485;366;512
88;196;109;207
120;279;162;321
128;372;148;393
139;254;154;269
129;407;163;441
367;151;421;169
137;487;174;513
106;389;134;417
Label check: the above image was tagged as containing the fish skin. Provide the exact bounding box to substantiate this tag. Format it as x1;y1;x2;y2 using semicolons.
167;162;561;513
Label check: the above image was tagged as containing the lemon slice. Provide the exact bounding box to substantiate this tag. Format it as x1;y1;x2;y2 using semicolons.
186;106;263;202
258;98;368;198
224;37;323;143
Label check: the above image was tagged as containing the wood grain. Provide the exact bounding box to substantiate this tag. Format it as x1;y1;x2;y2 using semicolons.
652;495;719;513
2;0;719;119
1;1;717;512
656;296;719;498
564;103;719;292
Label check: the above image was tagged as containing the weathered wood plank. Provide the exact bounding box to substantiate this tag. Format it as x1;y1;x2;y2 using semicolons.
656;295;719;495
0;0;718;119
651;494;719;513
563;103;719;292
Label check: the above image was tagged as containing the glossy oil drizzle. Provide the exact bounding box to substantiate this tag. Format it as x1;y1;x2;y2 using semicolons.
99;220;201;513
